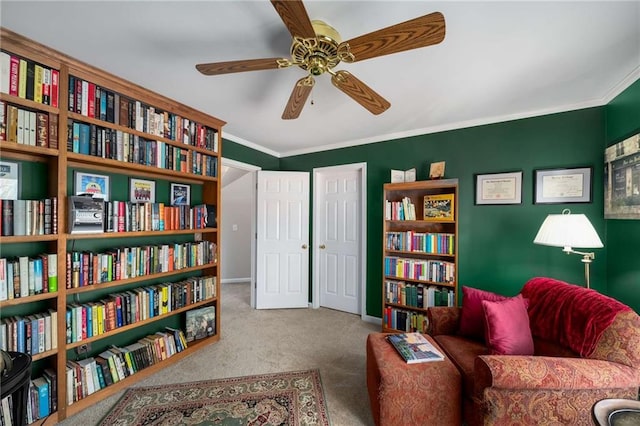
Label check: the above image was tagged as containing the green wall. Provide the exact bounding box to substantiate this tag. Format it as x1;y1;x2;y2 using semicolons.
221;83;638;316
222;138;280;170
605;79;640;312
279;108;606;317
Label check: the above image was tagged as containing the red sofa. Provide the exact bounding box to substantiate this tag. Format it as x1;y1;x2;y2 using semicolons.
427;277;640;425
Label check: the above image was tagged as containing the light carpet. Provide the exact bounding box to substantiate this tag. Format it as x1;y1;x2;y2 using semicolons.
99;369;330;426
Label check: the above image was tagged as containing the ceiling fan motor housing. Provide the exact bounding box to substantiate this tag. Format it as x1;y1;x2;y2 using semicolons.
291;20;342;75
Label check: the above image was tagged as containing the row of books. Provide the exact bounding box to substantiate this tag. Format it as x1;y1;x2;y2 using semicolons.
68;75;219;152
385;280;455;308
0;101;59;148
0;198;57;237
0;309;58;355
385;197;416;221
100;201;216;233
66;241;217;288
67;327;188;405
0;51;60;107
24;368;58;424
384;256;456;284
385;231;455;254
383;307;429;333
65;275;216;343
67;120;218;176
0;254;58;301
192;151;218;177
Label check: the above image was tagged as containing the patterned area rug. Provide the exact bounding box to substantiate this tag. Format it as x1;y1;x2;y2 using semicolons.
99;369;330;426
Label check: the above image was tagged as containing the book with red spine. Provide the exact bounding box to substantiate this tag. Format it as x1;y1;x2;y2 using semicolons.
9;55;19;96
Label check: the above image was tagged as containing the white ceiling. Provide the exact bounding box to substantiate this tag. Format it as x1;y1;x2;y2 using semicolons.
1;1;638;158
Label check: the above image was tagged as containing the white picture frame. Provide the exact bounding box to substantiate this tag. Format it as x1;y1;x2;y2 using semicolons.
129;178;156;203
0;160;20;200
74;171;110;201
170;183;191;206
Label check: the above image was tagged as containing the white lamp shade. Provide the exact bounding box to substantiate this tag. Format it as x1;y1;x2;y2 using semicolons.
534;212;603;249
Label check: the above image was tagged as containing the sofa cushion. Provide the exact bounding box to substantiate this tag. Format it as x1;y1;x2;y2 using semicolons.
482;294;534;355
522;277;633;357
458;286;507;341
434;334;489;398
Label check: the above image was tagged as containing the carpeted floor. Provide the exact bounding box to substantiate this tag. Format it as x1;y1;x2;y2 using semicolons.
99;369;330;426
59;282;379;425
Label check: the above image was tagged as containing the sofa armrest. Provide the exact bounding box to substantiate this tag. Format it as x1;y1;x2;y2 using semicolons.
475;355;640;425
475;355;640;394
426;307;461;335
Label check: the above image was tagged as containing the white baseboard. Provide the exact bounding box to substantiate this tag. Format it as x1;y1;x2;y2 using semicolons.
221;278;251;284
363;314;382;325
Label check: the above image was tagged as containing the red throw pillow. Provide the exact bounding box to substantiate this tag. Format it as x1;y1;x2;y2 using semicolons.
458;286;508;341
482;294;534;355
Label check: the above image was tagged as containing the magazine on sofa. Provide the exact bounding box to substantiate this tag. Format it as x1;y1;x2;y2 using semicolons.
387;332;445;364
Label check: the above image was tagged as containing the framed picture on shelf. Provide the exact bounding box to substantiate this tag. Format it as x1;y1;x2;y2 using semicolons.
170;183;190;206
129;178;156;203
534;167;592;204
423;193;455;221
429;161;446;179
185;306;216;342
74;171;110;201
475;171;522;205
0;160;20;200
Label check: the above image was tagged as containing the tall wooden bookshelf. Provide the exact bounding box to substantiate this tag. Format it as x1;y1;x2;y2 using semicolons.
0;28;223;423
382;179;459;333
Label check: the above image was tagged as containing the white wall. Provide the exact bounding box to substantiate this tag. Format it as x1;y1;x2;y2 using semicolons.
221;172;252;281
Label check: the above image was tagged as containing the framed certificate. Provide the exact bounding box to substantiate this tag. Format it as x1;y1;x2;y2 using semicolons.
534;167;592;204
475;171;522;205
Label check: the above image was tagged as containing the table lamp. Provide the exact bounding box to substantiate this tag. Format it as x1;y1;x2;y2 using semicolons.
533;209;603;289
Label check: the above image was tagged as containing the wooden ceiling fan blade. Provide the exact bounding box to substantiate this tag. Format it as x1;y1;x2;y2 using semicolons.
196;58;284;76
331;71;390;115
341;12;445;63
282;76;314;120
271;0;316;39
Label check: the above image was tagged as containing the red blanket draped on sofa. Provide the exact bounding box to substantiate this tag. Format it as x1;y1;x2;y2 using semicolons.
522;277;632;357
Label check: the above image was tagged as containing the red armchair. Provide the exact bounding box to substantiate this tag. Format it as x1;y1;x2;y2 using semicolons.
427;277;640;425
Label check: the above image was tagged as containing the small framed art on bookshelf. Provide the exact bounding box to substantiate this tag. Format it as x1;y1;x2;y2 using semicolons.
423;193;455;221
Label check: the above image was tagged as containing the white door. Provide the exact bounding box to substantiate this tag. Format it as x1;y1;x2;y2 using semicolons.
256;171;310;309
314;166;363;314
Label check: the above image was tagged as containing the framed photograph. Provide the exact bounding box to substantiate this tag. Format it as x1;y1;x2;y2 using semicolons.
185;306;216;342
0;160;20;200
475;171;522;205
129;178;156;203
534;167;592;204
74;171;110;201
170;183;190;206
605;132;640;219
429;161;446;179
423;193;455;221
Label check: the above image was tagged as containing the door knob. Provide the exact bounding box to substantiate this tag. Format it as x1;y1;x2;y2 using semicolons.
319;244;326;249
302;244;308;249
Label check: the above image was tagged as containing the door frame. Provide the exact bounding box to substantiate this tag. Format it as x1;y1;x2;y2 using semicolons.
312;162;367;320
221;157;261;308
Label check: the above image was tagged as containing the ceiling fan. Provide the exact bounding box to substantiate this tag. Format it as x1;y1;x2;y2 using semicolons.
196;0;446;119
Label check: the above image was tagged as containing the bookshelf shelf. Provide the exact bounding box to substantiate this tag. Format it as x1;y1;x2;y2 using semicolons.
0;92;59;114
67;153;219;183
0;291;58;308
65;297;217;350
1;27;223;424
382;179;459;333
66;228;217;240
66;263;217;295
0;234;59;244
